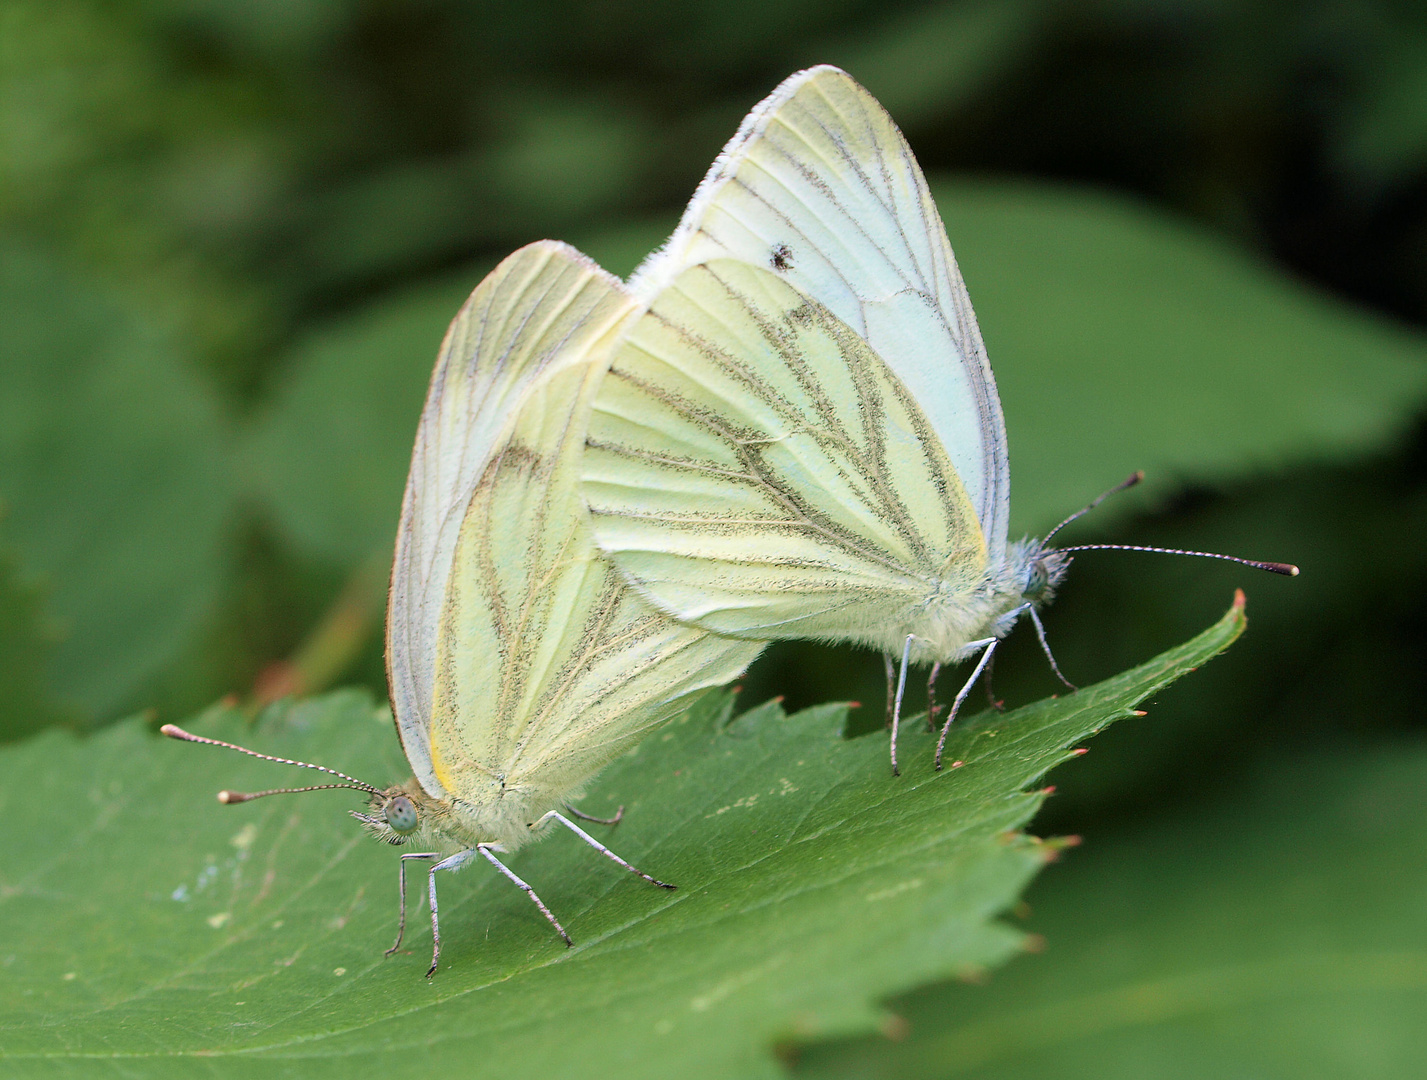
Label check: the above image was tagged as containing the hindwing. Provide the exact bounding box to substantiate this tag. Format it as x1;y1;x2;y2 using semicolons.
584;259;987;646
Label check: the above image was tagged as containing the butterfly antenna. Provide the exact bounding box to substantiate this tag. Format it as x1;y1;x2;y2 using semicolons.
217;783;379;803
1043;471;1144;544
1056;545;1299;576
160;724;385;801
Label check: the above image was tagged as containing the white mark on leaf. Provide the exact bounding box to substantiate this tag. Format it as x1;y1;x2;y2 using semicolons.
865;879;924;903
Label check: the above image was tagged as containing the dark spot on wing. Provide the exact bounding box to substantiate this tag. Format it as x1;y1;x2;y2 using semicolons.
492;442;543;481
771;243;794;271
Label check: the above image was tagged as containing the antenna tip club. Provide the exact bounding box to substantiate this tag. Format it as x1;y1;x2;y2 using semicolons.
160;724;189;740
1265;562;1299;576
217;790;251;804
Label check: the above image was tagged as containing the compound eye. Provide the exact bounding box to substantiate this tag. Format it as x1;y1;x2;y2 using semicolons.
384;795;418;834
1026;562;1049;598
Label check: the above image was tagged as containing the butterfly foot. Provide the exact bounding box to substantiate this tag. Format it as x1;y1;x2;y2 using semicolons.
563;802;625;827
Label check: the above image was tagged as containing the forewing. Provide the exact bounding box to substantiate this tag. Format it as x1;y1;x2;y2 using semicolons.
631;65;1010;557
427;332;763;802
387;241;641;799
583;259;987;647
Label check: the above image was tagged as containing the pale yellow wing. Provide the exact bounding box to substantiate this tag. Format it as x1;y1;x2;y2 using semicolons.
630;65;1010;556
388;241;760;807
431;356;761;806
388;241;639;798
583;258;986;649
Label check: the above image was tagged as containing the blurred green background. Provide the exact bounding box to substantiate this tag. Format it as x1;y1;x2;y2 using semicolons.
3;0;1427;1074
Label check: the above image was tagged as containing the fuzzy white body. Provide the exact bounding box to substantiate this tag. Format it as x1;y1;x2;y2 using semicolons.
890;541;1066;666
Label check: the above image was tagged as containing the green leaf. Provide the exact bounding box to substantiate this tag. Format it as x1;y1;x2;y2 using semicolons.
930;179;1427;534
793;739;1427;1078
0;598;1243;1078
0;244;234;724
1337;30;1427;181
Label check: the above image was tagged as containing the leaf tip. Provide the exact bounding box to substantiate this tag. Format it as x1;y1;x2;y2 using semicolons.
1040;834;1082;862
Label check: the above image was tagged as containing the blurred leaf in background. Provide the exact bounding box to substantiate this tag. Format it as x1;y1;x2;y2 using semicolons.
0;244;233;725
0;529;68;740
245;269;483;565
936;178;1427;533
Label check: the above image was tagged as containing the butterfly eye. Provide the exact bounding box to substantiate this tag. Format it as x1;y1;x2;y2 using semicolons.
1025;561;1050;599
384;795;418;834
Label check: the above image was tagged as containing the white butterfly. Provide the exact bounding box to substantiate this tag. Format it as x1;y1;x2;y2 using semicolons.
169;241;762;974
581;66;1293;773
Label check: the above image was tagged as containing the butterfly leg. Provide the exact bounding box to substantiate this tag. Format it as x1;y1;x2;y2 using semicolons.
535;811;676;889
387;851;441;956
982;647;1005;710
889;634;915;777
1029;608;1077;691
935;638;998;771
474;843;574;956
563;802;625;826
926;662;942;732
883;653;896;729
422;848;478;977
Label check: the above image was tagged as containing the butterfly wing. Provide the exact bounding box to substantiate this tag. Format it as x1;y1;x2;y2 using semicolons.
583;258;986;651
629;65;1009;557
388;242;627;798
388;241;760;809
433;354;762;810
